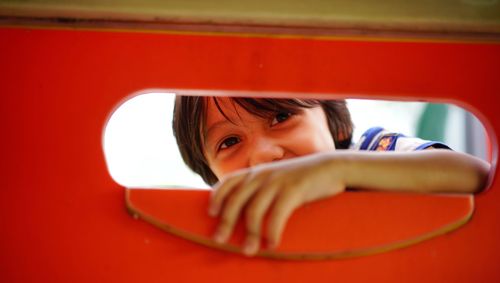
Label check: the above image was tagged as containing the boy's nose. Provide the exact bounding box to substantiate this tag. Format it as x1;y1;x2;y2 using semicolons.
249;137;285;167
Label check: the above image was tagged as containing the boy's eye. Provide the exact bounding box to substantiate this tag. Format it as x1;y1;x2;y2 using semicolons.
218;136;240;150
271;111;292;126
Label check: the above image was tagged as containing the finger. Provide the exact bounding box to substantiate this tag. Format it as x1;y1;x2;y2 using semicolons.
266;191;301;250
209;173;247;217
243;183;280;255
242;232;259;256
213;176;265;244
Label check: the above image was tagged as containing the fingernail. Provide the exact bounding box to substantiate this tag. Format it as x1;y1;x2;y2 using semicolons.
208;205;218;217
208;207;216;217
213;229;228;244
243;238;259;256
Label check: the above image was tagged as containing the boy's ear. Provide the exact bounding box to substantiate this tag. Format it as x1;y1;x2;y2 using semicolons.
337;129;351;142
335;127;353;149
337;132;346;141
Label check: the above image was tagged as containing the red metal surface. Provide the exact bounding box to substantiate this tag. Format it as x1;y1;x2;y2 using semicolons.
1;27;499;282
128;189;473;257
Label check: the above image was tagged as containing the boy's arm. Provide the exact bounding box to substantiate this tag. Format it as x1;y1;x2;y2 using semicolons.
209;150;491;256
333;149;490;194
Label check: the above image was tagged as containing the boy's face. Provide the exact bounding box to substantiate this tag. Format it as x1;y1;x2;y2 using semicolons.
203;98;335;180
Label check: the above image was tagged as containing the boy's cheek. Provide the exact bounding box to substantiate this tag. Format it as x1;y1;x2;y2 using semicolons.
284;132;334;156
210;154;250;180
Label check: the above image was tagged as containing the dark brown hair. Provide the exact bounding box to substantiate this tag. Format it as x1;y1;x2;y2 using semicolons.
172;97;353;185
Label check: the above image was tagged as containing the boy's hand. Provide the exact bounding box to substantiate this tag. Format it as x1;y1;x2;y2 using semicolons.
208;153;346;256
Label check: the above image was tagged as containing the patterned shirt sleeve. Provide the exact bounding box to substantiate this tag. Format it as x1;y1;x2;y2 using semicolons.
351;127;451;152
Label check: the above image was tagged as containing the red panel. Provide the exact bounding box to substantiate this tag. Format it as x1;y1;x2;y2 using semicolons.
128;189;473;259
0;27;499;282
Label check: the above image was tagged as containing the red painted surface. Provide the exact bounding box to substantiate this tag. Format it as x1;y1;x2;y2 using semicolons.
129;189;473;254
1;27;499;282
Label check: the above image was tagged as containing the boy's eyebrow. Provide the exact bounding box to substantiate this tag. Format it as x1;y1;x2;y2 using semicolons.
204;120;232;143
